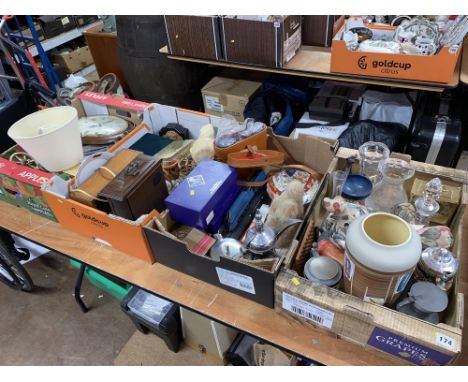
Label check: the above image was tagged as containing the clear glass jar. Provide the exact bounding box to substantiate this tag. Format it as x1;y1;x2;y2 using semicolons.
365;158;415;212
358;141;390;184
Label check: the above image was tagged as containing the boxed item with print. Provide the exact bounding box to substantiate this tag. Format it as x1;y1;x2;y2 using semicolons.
275;147;466;365
201;70;265;122
330;16;463;83
220;15;302;68
0;147;72;222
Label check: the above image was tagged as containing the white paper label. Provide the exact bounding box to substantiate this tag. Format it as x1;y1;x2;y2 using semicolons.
282;293;334;329
206;210;214;224
363;296;385;305
205;96;224;113
436;332;456;351
187;175;205;188
344;251;355;280
215;268;255;294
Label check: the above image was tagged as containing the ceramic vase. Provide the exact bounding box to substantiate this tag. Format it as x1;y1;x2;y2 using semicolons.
344;212;422;306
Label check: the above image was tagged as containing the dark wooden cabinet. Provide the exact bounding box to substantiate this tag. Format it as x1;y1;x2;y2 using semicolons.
164;16;223;60
220;16;302;68
302;15;345;47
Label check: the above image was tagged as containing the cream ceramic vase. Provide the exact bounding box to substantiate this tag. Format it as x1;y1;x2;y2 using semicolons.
344;212;422;306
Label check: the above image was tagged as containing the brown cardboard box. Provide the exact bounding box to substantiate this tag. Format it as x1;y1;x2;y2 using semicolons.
52;45;94;74
275;147;467;365
201;71;263;121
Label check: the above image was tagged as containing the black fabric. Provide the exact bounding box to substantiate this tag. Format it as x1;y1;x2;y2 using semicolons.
244;90;286;127
158;123;190;140
338;120;408;152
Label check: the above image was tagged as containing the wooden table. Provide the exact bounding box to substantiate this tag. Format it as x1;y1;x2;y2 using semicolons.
160;45;460;92
0;200;403;366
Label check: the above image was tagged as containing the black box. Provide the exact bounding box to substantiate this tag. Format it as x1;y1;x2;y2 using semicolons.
38;16;76;39
73;15;99;28
143;218;280;308
121;287;182;353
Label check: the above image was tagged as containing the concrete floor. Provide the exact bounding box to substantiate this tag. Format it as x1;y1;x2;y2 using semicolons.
0;253;136;365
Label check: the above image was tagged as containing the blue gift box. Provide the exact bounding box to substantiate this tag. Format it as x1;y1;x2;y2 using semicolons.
164;160;240;233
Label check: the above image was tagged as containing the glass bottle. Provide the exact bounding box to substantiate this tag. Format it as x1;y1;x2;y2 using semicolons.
365;158;415;212
414;178;442;226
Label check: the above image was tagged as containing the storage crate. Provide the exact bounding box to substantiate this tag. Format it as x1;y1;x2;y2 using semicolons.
220;16;302;68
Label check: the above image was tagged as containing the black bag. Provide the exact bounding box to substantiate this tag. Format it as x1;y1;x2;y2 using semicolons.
338;120;408;152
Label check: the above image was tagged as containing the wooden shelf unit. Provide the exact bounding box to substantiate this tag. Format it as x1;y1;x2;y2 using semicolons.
160;45;461;92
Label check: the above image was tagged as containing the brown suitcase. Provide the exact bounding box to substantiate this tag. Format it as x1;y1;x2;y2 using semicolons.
99;154;168;220
220;16;302;68
164;15;223;60
302;15;345;47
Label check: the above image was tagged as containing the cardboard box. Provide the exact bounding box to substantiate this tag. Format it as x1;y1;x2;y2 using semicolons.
330;24;461;83
0;155;57;221
201;72;262;121
164;16;223;61
42;94;155;263
0;146;74;222
302;15;344;47
52;45;94;74
220;16;302;68
43;94;227;263
143;130;336;307
275;148;467;365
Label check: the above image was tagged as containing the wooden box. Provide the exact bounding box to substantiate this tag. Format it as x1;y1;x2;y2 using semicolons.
302;15;344;47
275;147;467;365
220;16;302;68
51;45;94;74
99;154;168;220
164;15;223;61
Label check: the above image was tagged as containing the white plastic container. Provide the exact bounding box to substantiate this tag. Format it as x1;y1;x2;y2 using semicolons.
7;106;83;172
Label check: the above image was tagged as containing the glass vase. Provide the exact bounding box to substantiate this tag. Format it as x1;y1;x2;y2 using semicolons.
365;158;415;213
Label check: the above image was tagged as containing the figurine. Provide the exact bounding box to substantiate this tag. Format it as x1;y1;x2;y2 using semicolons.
265;180;304;248
190;124;215;163
321;195;368;250
417;225;453;249
392;203;417;224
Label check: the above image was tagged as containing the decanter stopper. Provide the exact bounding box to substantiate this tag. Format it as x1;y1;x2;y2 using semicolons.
414;178;442;226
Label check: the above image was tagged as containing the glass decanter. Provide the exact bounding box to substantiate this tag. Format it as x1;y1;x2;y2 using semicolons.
414;178;442;226
365;158;415;212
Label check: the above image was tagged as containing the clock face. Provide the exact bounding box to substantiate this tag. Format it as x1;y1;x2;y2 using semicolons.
79;115;129;138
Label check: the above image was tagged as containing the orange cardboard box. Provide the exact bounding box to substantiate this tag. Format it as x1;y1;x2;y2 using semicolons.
42;93;226;264
330;26;461;83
